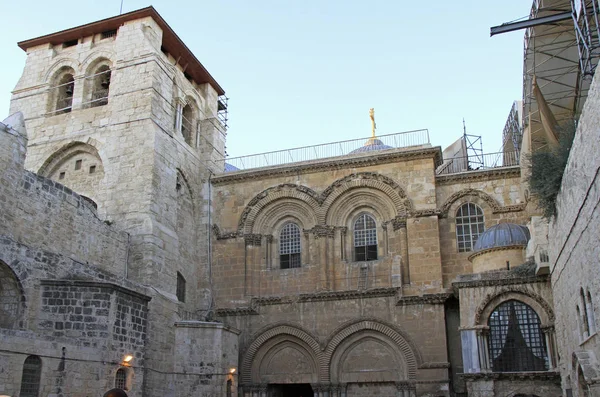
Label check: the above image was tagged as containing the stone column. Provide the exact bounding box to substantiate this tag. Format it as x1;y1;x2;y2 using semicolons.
542;325;556;369
476;328;490;371
398;222;410;284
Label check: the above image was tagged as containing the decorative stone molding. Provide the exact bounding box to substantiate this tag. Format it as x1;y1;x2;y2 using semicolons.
410;209;441;218
241;324;324;384
244;234;262;246
436;166;521;185
309;225;336;239
215;307;258;316
396;293;452;306
418;362;451;369
297;288;398;303
211;147;442;185
323;319;421;381
439;188;526;218
389;215;407;230
212;224;238;240
453;273;548;289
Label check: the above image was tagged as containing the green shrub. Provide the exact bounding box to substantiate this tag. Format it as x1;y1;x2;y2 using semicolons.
527;122;576;219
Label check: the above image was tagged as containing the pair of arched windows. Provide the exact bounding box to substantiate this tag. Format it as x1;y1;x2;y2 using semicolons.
456;202;485;252
578;289;597;340
277;213;378;269
488;300;548;372
50;64;111;114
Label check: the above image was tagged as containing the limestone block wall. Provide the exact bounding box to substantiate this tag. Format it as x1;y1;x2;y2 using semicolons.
549;65;600;394
435;171;528;287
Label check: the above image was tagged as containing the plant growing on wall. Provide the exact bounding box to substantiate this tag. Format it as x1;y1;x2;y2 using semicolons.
528;122;576;219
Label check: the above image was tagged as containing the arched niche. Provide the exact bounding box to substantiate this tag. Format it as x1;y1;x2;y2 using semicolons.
0;260;25;329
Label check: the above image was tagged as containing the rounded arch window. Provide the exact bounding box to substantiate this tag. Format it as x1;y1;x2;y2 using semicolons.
455;203;484;252
353;213;377;261
181;103;195;146
20;355;42;397
279;222;301;269
89;64;111;107
115;367;127;390
487;300;548;372
52;70;75;114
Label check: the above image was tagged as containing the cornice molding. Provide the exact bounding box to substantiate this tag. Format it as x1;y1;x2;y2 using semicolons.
212;147;442;185
436;166;521;185
396;293;452;306
453;274;548;289
467;244;528;261
215;307;259;316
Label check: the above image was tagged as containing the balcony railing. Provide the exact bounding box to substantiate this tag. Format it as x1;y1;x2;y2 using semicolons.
218;129;430;172
436;150;520;175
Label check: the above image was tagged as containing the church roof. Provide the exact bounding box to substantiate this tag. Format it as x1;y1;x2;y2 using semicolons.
473;223;530;252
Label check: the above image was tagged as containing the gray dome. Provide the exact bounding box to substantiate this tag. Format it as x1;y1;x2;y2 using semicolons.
473;223;530;252
350;138;393;154
224;162;240;172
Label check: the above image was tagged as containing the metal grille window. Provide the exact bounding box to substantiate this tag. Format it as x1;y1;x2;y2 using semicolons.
488;300;548;372
115;368;127;390
456;203;485;252
176;272;186;302
354;214;378;261
19;355;42;397
279;223;301;269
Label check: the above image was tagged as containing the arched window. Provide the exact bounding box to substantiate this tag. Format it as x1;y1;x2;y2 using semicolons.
20;355;42;397
115;368;127;390
176;272;186;303
488;300;548;372
587;291;596;335
55;73;75;114
181;104;194;146
581;288;590;338
90;65;111;107
354;213;377;261
279;223;301;269
455;203;485;252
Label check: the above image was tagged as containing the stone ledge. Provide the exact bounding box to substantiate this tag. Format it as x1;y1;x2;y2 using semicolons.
396;293;452;306
460;371;561;381
436;166;521;184
453;271;548;289
174;320;241;335
40;279;151;301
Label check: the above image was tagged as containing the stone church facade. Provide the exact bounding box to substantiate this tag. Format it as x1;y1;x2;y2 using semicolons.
0;3;597;397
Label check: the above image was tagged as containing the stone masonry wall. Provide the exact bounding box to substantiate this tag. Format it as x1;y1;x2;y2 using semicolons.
549;62;600;394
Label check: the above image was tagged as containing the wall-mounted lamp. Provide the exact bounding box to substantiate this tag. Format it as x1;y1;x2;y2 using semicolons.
123;354;134;364
229;368;236;374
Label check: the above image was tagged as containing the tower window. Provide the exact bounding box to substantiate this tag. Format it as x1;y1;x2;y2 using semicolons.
354;213;378;261
90;65;111;107
55;74;75;114
89;165;96;174
59;172;66;180
75;160;82;170
279;223;301;269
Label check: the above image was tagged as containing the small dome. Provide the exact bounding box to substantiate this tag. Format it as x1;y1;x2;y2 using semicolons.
349;138;393;154
473;223;530;252
224;162;239;172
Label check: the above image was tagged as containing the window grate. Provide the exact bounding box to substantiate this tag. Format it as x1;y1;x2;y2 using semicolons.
488;300;548;372
280;223;301;269
20;356;42;397
115;368;127;390
456;203;485;252
354;214;377;261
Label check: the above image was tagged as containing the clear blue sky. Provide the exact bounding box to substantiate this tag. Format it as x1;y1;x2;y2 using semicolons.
0;1;530;157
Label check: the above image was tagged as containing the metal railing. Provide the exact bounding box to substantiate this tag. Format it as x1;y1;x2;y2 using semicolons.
218;129;430;172
436;150;520;175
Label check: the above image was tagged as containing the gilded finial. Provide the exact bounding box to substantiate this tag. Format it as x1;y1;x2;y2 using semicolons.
369;108;376;138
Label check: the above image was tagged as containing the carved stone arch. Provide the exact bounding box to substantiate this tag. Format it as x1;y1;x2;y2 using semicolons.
320;173;412;224
81;51;115;74
475;288;555;326
241;324;324;384
175;168;194;201
440;189;504;218
0;259;26;329
254;200;317;235
38;140;104;177
44;58;81;82
238;184;320;234
326;189;397;227
323;319;421;382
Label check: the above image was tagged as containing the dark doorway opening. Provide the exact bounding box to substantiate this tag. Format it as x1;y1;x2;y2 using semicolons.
268;383;313;397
